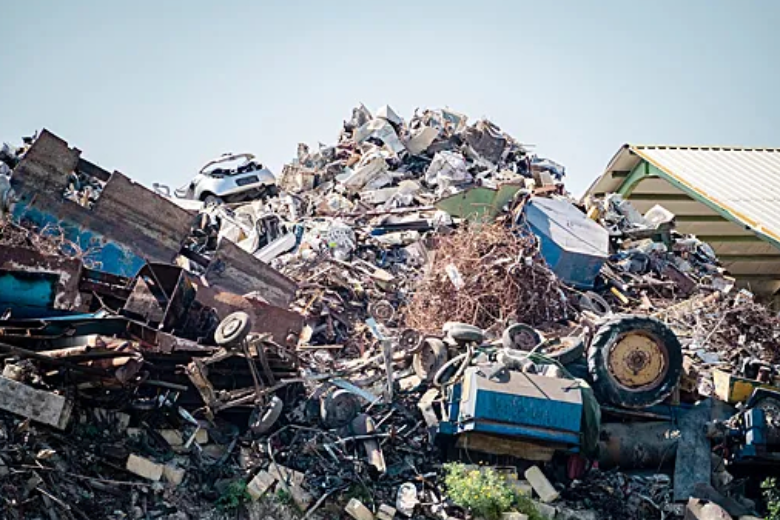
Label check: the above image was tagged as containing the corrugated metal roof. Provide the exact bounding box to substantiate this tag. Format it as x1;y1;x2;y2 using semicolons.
630;145;780;246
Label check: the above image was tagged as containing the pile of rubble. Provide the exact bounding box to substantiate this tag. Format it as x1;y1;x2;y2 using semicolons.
1;104;779;520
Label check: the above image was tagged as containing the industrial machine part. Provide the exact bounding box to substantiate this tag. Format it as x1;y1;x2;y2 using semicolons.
438;367;584;453
398;329;423;353
588;315;682;409
598;421;679;469
725;390;780;464
745;389;780;448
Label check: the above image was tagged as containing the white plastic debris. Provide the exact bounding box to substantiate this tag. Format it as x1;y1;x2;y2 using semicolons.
425;151;471;188
396;482;419;517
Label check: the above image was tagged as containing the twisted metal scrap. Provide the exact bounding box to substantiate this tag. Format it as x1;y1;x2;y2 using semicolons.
404;222;568;333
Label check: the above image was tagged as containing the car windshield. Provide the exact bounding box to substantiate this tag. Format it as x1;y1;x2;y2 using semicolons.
200;154;263;176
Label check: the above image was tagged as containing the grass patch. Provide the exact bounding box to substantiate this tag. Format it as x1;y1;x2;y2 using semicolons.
763;477;780;520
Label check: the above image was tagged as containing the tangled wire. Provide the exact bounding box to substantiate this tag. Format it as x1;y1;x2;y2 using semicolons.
0;221;103;269
404;222;569;333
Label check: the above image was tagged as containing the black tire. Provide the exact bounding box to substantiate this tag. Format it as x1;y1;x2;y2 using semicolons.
320;389;360;428
214;311;252;347
502;323;543;351
580;291;612;316
249;396;283;435
202;193;224;206
587;315;682;409
443;322;485;344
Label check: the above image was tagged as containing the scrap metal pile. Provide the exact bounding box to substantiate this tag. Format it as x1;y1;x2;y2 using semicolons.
0;105;779;520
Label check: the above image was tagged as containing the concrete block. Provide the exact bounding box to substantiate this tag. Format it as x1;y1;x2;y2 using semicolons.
524;466;559;503
247;470;277;501
533;501;557;519
163;464;186;487
268;463;312;509
158;429;184;447
502;513;528;520
376;504;396;520
126;454;164;481
0;376;72;429
557;508;598;520
345;498;374;520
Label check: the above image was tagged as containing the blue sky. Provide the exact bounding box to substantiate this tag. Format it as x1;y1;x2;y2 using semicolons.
2;0;778;195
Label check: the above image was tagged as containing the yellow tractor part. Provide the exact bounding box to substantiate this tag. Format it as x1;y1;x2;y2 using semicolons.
607;332;667;390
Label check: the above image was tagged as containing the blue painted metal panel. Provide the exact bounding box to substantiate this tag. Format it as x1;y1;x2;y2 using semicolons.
12;201;146;277
0;271;58;317
523;197;609;288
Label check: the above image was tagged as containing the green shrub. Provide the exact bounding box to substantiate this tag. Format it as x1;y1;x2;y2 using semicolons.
216;480;250;511
443;463;544;520
763;477;780;520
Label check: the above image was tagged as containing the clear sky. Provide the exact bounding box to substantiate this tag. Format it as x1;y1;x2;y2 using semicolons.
2;0;778;196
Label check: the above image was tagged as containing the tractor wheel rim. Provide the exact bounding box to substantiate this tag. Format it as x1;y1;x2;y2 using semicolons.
607;332;668;390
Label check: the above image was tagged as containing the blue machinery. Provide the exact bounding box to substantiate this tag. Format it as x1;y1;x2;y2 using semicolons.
438;367;584;452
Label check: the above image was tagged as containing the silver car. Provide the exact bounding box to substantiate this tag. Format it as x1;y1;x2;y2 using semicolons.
173;152;278;205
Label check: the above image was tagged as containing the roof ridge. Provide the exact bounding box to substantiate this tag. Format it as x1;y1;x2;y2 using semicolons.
629;144;780;152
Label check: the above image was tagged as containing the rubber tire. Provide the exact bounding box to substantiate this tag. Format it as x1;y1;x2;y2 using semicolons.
580;291;612;316
214;311;253;347
587;315;682;409
413;338;448;381
502;323;543;351
545;336;585;365
443;322;485;344
320;389;360;428
202;193;224;206
432;353;469;388
249;396;283;435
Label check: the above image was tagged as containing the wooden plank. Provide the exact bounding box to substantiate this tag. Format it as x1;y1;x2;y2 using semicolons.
456;433;555;462
0;376;72;429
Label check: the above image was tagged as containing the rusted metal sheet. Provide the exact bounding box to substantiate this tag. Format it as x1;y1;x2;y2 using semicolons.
122;263;301;346
0;246;89;314
205;239;297;307
196;283;304;346
10;130;192;275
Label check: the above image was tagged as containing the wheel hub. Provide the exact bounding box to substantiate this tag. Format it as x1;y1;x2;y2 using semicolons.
223;318;241;336
608;332;667;389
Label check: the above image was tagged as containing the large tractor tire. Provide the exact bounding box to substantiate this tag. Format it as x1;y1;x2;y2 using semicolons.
587;315;682;409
